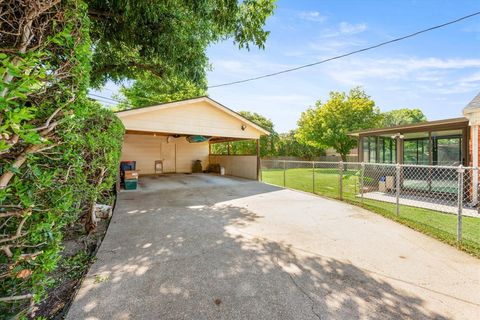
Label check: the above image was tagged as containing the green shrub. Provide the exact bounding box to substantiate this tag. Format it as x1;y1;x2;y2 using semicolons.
0;1;124;317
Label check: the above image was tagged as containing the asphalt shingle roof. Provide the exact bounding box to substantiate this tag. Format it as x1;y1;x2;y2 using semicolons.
464;92;480;111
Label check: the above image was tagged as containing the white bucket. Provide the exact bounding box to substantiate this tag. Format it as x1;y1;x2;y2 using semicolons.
220;167;225;175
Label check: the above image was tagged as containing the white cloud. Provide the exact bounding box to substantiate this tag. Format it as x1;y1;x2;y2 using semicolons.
212;58;290;75
339;22;367;35
323;57;480;96
459;71;480;83
309;38;367;53
213;60;252;75
297;11;327;23
320;22;368;38
326;57;480;83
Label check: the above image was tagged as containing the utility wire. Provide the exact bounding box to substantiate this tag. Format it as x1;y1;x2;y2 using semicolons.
88;11;480;104
88;92;156;110
208;11;480;88
88;93;121;103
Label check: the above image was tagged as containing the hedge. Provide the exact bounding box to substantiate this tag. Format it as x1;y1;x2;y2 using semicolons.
0;1;124;317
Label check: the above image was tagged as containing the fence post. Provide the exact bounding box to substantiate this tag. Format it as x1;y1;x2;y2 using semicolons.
312;161;315;194
395;164;401;216
283;160;286;187
457;165;464;242
339;161;344;200
360;163;365;205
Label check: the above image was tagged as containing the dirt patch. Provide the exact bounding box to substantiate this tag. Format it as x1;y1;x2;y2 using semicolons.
31;216;111;319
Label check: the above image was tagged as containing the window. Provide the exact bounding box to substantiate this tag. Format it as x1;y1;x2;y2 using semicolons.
403;138;429;165
434;137;461;165
369;137;377;163
362;136;396;163
379;137;396;163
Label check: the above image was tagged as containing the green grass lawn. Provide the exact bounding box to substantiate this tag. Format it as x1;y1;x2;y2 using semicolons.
261;167;480;258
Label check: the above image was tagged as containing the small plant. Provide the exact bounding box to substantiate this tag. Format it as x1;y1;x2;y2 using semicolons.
61;251;91;280
94;274;110;284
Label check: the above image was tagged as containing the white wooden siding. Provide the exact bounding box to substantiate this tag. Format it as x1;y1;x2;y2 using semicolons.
118;100;263;140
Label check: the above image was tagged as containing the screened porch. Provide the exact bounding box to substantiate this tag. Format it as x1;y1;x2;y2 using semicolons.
351;118;470;197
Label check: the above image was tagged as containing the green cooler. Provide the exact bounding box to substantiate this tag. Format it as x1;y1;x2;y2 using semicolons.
124;179;138;190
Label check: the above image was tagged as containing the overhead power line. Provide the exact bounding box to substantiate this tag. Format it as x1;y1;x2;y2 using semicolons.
89;11;480;106
208;11;480;89
88;92;159;110
88;93;121;103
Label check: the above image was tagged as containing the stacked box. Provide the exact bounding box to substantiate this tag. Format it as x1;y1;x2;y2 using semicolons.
124;170;139;190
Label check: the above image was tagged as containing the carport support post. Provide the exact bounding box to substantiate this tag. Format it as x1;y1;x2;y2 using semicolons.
283;160;286;187
256;139;261;181
338;161;343;200
457;165;464;242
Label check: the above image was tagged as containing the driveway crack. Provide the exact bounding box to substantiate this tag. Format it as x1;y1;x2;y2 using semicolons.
273;256;322;320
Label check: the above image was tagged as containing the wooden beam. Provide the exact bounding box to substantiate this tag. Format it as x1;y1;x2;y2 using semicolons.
256;139;260;180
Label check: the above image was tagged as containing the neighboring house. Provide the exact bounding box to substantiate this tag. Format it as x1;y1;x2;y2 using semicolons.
325;147;358;159
349;92;480;168
350;92;480;203
115;96;269;180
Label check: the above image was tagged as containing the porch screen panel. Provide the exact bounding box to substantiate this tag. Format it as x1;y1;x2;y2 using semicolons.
379;137;396;163
435;137;461;166
369;137;377;163
403;140;417;164
363;137;369;162
404;138;429;165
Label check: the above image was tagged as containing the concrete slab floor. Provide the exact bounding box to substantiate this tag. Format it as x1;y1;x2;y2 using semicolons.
67;174;480;320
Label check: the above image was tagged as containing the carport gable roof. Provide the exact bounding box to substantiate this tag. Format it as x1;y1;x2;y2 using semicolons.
116;96;270;138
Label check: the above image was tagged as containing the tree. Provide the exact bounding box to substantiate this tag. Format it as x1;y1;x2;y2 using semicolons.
380;108;427;127
87;0;276;88
276;130;325;159
211;111;278;157
238;111;278;157
116;74;205;109
296;87;381;161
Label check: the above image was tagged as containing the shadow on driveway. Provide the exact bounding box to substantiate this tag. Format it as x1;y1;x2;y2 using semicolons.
67;175;456;319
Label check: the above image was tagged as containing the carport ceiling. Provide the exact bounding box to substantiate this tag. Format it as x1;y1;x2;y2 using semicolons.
116;96;269;140
123;129;252;143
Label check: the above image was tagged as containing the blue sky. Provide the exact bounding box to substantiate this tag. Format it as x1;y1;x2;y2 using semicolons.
206;0;480;132
96;0;480;133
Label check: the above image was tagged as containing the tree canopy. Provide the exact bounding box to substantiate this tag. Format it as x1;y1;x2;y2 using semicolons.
88;0;276;89
296;87;381;161
380;108;427;127
116;74;206;109
276;130;325;159
211;111;278;157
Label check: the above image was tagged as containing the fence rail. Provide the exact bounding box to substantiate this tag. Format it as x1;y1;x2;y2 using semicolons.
260;159;479;242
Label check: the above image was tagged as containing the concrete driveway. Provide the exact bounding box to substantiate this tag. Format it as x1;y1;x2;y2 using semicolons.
67;174;480;320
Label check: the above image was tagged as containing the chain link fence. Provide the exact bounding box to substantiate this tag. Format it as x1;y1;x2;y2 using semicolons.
260;160;479;249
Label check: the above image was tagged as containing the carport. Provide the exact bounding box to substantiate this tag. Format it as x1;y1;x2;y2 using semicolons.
116;96;269;180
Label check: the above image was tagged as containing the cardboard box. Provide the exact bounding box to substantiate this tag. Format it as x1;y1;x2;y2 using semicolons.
124;170;139;180
385;176;395;190
378;181;386;193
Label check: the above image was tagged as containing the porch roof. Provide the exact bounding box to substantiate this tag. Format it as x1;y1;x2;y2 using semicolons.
349;117;469;137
